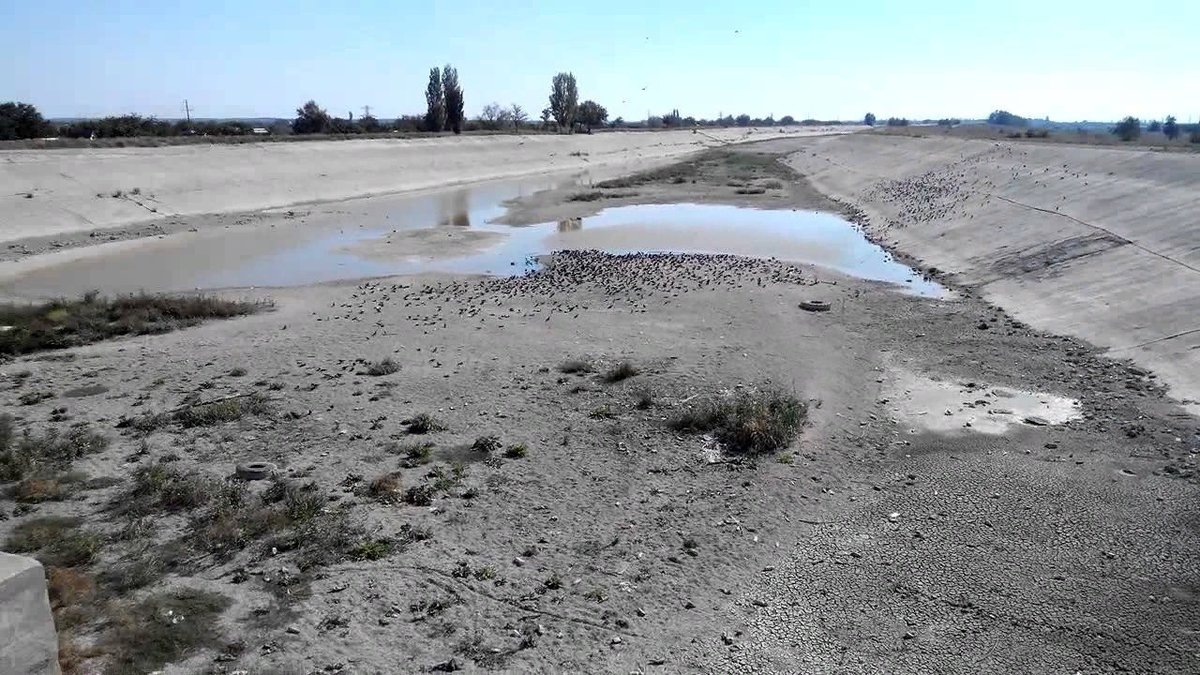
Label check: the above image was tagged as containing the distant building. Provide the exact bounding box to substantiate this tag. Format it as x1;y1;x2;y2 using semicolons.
251;127;269;135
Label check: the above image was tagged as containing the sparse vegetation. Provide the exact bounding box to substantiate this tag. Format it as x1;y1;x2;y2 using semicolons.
0;422;109;482
503;444;528;459
103;589;231;675
0;293;267;357
4;516;101;568
603;361;640;383
558;359;593;374
567;191;604;202
368;472;404;503
670;388;807;455
173;393;271;428
365;357;401;376
397;441;435;467
633;388;655;409
471;435;501;454
351;538;395;560
404;413;447;434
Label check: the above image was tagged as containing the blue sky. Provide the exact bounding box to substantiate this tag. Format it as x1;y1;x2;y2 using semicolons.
4;0;1198;122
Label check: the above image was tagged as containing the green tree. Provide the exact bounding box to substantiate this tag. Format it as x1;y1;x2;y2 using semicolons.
425;68;446;132
1163;115;1179;140
863;112;876;126
1146;120;1162;133
578;100;608;131
549;72;579;132
987;110;1027;126
442;64;465;134
779;115;795;125
292;100;331;134
1112;116;1141;142
0;102;49;140
735;114;751;126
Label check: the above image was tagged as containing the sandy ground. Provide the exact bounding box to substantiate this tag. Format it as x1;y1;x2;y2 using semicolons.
0;127;851;249
0;139;1197;674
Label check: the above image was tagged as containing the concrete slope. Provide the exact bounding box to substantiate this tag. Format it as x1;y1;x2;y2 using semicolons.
784;134;1200;410
0;554;59;675
0;127;846;245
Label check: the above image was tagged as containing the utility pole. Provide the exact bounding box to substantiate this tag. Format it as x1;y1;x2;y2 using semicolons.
182;99;193;123
362;105;372;119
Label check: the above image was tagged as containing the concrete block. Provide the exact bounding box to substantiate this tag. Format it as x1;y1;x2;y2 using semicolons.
0;553;60;675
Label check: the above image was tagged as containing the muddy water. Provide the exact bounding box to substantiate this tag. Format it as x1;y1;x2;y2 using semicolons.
0;182;946;299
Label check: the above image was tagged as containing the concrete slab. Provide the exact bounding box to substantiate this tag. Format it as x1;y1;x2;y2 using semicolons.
0;553;60;675
784;133;1200;414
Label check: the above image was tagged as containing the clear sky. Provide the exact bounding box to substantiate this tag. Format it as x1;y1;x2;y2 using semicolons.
4;0;1197;123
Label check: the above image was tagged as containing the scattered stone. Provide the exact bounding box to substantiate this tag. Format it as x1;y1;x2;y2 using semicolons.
1024;416;1050;426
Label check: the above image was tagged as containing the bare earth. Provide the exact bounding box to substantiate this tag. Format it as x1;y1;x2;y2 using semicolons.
0;135;1197;675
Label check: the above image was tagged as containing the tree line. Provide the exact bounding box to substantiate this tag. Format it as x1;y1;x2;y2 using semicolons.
9;92;1197;143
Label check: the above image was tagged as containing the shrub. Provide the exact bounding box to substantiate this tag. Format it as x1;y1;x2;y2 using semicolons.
602;361;639;383
104;589;231;675
174;393;270;427
0;293;267;357
0;425;109;481
558;359;593;374
365;358;400;376
403;413;446;434
397;441;435;467
368;472;404;503
669;388;807;455
471;435;501;454
5;517;101;568
503;444;528;459
351;538;395;560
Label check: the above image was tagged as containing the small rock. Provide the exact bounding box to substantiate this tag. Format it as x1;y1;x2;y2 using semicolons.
611;636;623;645
1024;416;1050;426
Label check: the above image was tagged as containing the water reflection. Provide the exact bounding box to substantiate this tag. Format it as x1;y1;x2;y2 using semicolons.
557;217;582;232
437;189;471;228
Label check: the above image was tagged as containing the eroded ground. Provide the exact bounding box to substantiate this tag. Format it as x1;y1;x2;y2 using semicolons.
1;144;1197;675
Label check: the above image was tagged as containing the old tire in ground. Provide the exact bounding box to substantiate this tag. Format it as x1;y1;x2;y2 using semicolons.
235;461;276;481
799;300;831;312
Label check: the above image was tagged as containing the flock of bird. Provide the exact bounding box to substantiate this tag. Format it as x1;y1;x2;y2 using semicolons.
319;250;817;335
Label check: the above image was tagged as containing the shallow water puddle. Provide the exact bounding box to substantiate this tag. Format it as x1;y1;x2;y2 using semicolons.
1;183;946;299
887;369;1081;435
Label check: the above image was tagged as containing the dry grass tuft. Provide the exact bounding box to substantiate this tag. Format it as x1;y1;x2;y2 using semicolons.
368;472;404;504
602;361;640;383
103;588;231;675
365;358;401;376
670;388;807;455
